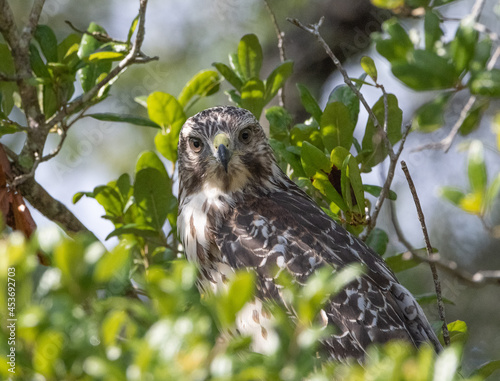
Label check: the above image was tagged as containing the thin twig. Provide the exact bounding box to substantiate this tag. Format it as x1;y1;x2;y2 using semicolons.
390;198;500;286
413;95;476;153
401;161;450;346
0;119;28;131
288;17;395;159
0;72;22;81
46;0;157;131
364;123;412;238
470;0;486;21
263;0;287;107
414;0;497;154
65;20;125;44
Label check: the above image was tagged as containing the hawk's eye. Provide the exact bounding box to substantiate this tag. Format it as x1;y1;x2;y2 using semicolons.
189;137;203;153
239;128;251;143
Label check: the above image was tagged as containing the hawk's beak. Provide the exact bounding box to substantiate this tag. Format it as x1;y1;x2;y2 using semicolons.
214;133;231;173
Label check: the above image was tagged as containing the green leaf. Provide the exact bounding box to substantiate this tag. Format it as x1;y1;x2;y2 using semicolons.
213;62;243;91
439;187;465;206
135;151;169;179
412;93;452;133
269;139;305;178
301;141;330;178
360;56;377;82
472;360;500;379
470;38;492;72
391;50;458;90
240;79;265;119
363;184;397;200
0;121;21;137
88;51;125;62
72;191;94;204
57;33;80;64
225;89;242;106
371;0;404;9
43;83;58;118
385;252;421;273
264;61;293;103
229;53;244;81
177;69;220;109
34;25;58;62
485;173;500;212
297;83;323;122
237;34;263;81
424;10;443;51
105;224;159;240
93;185;124;218
450;17;479;74
361;94;402;169
366;228;389;256
433;0;458;4
312;171;348;212
147;92;186;162
447;320;468;344
134;168;172;231
290;123;324;151
414;293;455;306
458;98;489;135
469;69;500;97
30;44;50;77
320;102;355;151
266;106;292;140
331;147;365;214
94;240;132;281
0;44;16;116
327;82;361;126
88;113;160;128
467;140;487;194
346;154;365;214
126;14;140;45
374;18;413;62
77;22;112;92
215;271;255;328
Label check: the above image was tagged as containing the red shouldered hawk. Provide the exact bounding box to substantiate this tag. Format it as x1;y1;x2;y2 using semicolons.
177;106;441;360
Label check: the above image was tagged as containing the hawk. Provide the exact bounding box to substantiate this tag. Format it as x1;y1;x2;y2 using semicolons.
177;106;442;360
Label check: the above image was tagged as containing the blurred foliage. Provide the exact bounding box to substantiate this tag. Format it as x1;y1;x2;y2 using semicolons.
1;0;500;379
0;231;489;380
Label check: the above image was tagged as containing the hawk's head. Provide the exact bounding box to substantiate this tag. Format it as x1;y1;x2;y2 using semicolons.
178;106;280;198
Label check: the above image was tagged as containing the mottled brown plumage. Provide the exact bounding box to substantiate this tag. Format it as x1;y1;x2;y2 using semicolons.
177;106;441;360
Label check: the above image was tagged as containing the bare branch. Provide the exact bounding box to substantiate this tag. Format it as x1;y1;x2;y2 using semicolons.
18;177;93;236
263;0;287;107
64;20;125;44
288;17;395;159
364;124;411;238
413;95;477;153
22;0;46;43
401;160;450;346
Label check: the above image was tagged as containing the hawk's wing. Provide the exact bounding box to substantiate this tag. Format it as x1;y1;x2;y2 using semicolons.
213;183;441;360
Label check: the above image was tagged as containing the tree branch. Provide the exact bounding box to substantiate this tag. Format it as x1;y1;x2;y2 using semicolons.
18;177;93;235
45;0;157;131
264;0;287;107
413;0;498;154
287;17;395;159
364;124;411;238
401;160;450;346
0;0;46;161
